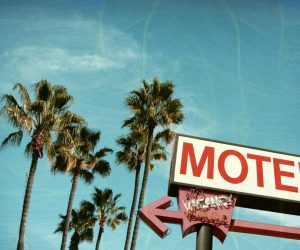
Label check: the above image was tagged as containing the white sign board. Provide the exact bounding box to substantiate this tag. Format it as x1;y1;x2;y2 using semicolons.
169;134;300;209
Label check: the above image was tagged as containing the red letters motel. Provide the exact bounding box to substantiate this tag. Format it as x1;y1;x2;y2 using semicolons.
168;134;300;215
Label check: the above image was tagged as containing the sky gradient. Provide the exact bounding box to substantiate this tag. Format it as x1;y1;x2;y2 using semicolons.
0;0;300;249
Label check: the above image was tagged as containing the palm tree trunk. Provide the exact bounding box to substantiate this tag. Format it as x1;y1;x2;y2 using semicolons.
95;226;104;250
124;161;141;250
60;170;80;250
17;155;39;250
130;128;154;250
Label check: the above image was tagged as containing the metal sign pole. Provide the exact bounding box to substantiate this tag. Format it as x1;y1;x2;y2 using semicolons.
196;225;213;250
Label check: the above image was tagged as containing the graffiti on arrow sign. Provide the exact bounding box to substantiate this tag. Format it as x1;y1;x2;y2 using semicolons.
182;189;234;227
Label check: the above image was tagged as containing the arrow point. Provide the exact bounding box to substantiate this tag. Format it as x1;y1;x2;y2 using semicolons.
139;196;181;238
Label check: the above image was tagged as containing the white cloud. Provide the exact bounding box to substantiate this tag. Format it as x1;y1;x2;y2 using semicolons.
2;45;138;73
0;19;144;83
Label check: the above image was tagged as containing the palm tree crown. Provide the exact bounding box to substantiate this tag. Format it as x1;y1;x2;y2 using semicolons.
80;187;128;250
1;80;84;159
55;207;94;250
52;125;112;179
124;77;184;130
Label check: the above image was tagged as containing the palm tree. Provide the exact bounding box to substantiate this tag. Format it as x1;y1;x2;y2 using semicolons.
124;77;184;250
55;207;94;250
0;80;83;250
116;125;173;250
52;125;112;250
80;187;128;250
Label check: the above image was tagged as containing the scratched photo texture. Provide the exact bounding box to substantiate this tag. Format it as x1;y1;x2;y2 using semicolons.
0;1;299;250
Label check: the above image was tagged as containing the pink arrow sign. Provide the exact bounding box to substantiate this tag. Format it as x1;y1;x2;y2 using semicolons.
139;188;237;241
139;188;300;242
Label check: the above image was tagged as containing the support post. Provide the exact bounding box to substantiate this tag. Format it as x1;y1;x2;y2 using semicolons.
196;224;213;250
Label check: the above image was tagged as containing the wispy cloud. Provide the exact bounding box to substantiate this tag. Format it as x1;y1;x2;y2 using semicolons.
0;16;143;83
2;44;139;73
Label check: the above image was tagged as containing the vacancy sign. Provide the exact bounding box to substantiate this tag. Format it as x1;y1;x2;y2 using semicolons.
168;134;300;215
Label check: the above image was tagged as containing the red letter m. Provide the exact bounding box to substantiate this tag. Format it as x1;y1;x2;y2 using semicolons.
180;142;214;178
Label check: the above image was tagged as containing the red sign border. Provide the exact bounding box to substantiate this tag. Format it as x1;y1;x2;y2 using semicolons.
168;133;300;216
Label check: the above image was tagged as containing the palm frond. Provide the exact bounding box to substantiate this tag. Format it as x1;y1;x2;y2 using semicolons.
34;79;52;102
116;135;135;149
52;85;74;112
24;142;33;158
94;147;113;158
79;227;93;242
54;213;67;234
80;200;95;213
116;211;128;221
162;98;184;125
106;211;128;230
92;188;112;208
30;100;45;114
13;83;31;110
54;112;85;131
1;104;33;132
154;128;175;145
157;80;174;101
1;94;20;108
115;150;136;170
69;232;80;249
149;163;154;171
141;79;149;90
79;169;94;184
51;154;68;174
0;130;23;150
92;160;111;177
111;193;122;205
81;128;100;148
151;152;167;161
43;130;56;162
121;117;136;128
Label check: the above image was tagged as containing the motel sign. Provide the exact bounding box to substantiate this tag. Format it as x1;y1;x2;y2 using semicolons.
168;134;300;215
139;134;300;249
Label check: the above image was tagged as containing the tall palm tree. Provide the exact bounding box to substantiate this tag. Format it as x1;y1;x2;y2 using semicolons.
52;125;112;250
0;80;83;250
55;207;94;250
124;77;184;250
116;125;173;250
80;187;128;250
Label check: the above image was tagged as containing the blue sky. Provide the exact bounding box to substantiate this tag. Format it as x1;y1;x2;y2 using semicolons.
0;0;300;249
